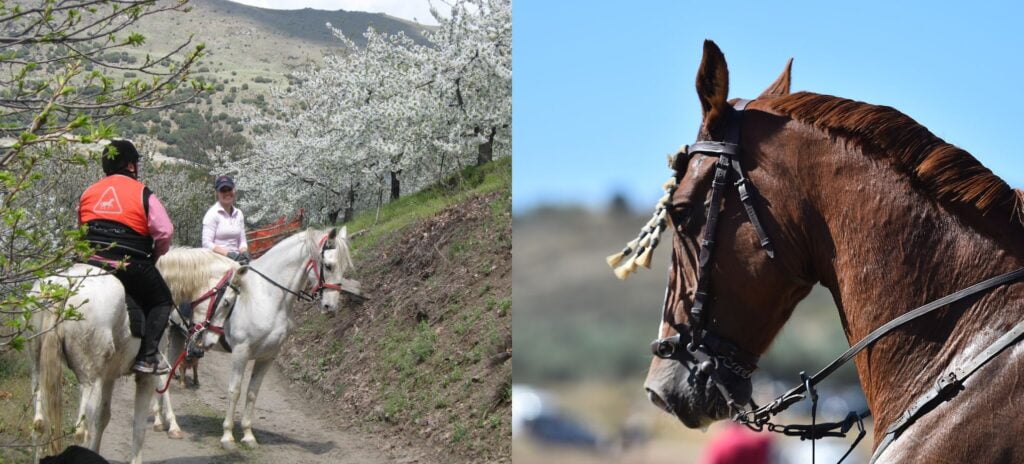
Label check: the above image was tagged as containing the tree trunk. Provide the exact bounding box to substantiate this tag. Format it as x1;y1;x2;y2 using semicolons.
390;170;401;200
342;184;357;223
477;126;496;166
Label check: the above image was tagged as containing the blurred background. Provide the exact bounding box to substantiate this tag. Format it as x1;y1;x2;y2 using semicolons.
512;1;1024;463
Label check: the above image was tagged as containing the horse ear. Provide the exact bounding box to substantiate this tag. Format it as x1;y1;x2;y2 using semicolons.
328;228;338;240
231;266;248;287
758;58;793;98
696;40;731;139
339;226;347;240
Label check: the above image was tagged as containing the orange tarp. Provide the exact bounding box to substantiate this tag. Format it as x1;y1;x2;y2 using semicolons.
246;209;304;258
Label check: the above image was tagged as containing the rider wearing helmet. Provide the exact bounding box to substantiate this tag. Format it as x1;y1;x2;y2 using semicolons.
79;140;174;375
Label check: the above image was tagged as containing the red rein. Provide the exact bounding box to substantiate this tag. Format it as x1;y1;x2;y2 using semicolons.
157;269;234;394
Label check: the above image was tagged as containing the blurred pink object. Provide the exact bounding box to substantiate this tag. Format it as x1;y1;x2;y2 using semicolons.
698;424;773;464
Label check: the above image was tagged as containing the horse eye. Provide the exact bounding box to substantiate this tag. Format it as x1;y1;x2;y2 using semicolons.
669;204;692;231
325;263;335;272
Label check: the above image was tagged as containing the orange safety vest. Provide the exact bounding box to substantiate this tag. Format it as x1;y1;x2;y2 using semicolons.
79;174;150;236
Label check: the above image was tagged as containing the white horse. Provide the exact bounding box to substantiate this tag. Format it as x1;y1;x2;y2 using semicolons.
149;248;239;439
29;264;154;464
157;227;352;449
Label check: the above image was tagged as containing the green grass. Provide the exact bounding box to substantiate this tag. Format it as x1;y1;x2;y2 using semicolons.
345;157;511;252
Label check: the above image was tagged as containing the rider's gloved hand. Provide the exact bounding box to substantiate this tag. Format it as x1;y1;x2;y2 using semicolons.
227;251;240;261
237;251;251;265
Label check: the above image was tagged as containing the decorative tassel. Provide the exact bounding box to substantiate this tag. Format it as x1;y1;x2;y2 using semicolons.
606;252;626;268
609;151;685;278
613;260;633;280
637;246;655;269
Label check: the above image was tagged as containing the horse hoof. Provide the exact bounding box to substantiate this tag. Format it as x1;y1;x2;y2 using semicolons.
153;423;165;432
221;439;236;451
168;429;184;440
241;437;258;449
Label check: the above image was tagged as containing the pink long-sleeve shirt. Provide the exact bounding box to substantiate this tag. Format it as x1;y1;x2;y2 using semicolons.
147;195;173;257
202;203;248;253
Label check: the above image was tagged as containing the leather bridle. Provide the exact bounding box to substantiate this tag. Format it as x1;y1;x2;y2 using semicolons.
244;234;347;303
632;98;1024;463
304;234;345;298
651;99;769;383
158;268;238;394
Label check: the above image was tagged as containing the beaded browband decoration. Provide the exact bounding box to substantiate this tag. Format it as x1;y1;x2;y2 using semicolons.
606;146;687;280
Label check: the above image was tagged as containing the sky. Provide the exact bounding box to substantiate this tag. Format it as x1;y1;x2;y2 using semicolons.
513;0;1024;213
228;0;439;25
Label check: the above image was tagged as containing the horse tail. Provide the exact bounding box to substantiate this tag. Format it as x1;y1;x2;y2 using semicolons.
33;310;65;457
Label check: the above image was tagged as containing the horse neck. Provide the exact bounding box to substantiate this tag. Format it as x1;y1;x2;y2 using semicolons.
251;235;313;301
767;125;1024;435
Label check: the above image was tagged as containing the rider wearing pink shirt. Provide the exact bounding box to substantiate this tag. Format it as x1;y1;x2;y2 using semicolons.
202;175;250;264
79;140;175;375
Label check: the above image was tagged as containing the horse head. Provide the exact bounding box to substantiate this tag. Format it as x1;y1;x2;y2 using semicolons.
642;41;815;428
314;226;354;312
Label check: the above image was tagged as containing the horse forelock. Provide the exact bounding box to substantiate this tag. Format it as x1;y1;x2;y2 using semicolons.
763;92;1022;226
158;248;238;303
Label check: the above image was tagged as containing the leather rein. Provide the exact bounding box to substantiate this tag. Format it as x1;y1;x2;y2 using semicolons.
647;98;1024;463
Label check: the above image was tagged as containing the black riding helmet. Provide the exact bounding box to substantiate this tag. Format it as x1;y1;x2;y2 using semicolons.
102;139;140;176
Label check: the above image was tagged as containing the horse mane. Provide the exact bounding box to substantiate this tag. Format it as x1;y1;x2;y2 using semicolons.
157;247;238;304
763;92;1023;223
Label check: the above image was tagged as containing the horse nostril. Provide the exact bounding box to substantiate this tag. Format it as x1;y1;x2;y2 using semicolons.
646;388;673;414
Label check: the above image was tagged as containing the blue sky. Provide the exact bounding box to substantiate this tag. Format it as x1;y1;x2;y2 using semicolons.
513;1;1024;212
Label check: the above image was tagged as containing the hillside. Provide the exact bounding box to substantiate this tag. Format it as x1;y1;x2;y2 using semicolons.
113;0;432;163
277;158;511;463
513;204;862;386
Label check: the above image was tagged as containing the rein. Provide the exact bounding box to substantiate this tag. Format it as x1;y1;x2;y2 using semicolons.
157;268;236;394
611;98;1024;463
247;234;345;303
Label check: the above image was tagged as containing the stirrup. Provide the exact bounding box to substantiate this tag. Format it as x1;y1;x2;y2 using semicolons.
132;359;170;375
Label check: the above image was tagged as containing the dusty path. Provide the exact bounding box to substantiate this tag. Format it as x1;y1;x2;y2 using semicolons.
96;350;409;464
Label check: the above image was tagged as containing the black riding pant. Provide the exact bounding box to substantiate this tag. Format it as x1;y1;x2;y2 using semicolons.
87;256;173;362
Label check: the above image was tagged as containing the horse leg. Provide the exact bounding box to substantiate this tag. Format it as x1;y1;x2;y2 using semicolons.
85;378;114;451
158;386;183;439
240;358;273;448
82;380;106;451
129;373;156;464
152;374;167;432
221;349;249;450
73;382;92;444
193;360;200;387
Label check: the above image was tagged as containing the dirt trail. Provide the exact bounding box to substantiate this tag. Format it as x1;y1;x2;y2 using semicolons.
96;350;414;464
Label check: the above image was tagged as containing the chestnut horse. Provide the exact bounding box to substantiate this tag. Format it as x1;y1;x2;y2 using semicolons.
628;41;1024;462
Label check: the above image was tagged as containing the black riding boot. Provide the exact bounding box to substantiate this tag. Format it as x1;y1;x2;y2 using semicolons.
132;303;172;375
